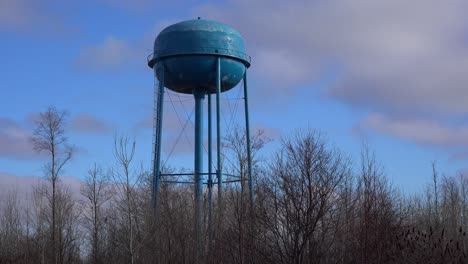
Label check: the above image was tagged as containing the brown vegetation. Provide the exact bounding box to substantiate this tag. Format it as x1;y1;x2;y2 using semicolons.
1;108;467;263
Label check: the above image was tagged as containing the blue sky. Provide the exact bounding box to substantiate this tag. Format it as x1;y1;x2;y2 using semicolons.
1;0;468;194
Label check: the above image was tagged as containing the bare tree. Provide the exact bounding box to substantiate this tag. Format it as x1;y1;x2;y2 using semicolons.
353;146;403;264
54;185;81;264
3;111;468;263
256;130;350;264
31;106;74;264
29;184;49;264
0;190;22;261
432;161;440;229
81;164;112;264
110;135;146;264
221;126;271;263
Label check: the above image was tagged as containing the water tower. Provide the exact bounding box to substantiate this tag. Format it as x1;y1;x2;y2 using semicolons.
147;18;253;259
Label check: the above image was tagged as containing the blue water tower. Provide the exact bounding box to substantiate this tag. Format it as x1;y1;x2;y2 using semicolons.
148;18;253;261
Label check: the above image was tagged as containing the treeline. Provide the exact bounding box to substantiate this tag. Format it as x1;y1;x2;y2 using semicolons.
0;107;467;264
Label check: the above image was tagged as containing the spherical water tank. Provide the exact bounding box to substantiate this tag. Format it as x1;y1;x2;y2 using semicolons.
148;19;251;94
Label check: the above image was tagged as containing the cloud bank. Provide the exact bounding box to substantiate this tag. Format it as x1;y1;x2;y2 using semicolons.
0;117;36;159
70;113;112;134
75;36;136;71
197;0;468;153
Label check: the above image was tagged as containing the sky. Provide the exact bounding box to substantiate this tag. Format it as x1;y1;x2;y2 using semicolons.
1;0;468;196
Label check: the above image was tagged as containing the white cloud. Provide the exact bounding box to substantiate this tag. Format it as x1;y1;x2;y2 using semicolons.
197;0;468;115
75;36;136;70
70;113;112;134
195;0;468;161
0;0;73;35
254;48;320;89
0;118;36;159
0;172;83;207
360;113;468;148
0;0;33;30
99;0;201;13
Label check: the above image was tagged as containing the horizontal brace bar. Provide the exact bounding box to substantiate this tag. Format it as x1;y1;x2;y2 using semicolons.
161;173;241;178
223;180;243;183
208;180;246;184
161;173;195;177
160;172;214;177
160;174;189;177
223;173;241;178
160;180;194;184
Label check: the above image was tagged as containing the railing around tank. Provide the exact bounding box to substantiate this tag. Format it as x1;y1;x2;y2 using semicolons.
147;47;252;68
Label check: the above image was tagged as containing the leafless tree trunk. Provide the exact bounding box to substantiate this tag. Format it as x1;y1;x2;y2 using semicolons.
31;185;49;264
111;135;144;264
0;189;22;261
432;161;440;229
459;172;467;254
5;112;468;263
222;127;271;263
256;130;350;264
81;164;112;264
31;106;74;264
355;146;402;264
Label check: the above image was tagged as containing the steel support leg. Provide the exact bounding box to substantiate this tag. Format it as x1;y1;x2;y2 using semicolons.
207;93;213;258
243;70;254;208
194;88;205;262
216;57;223;210
152;63;165;218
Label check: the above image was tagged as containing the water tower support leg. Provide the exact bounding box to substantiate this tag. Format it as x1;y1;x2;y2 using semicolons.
243;69;254;263
152;64;165;219
207;93;214;258
194;88;205;262
243;70;254;208
216;57;223;210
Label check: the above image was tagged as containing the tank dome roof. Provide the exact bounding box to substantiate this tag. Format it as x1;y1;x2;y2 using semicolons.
148;19;250;68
